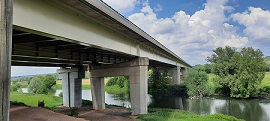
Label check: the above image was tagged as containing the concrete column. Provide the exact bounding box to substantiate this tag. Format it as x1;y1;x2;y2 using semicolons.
180;68;186;83
175;97;183;109
129;58;149;115
0;0;12;120
90;77;105;110
172;66;181;84
57;66;85;107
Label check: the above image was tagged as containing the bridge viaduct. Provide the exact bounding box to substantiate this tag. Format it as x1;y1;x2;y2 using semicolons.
0;0;191;120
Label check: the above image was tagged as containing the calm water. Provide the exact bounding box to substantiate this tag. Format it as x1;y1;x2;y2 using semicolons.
21;88;270;121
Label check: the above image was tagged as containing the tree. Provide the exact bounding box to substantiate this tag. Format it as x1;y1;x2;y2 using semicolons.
28;74;56;94
208;46;266;98
184;68;211;97
148;69;172;90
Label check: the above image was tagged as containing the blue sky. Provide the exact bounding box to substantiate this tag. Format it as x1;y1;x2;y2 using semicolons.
12;0;270;76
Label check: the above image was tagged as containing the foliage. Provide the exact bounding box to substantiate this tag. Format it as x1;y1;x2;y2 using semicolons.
184;68;211;97
264;56;270;72
137;108;244;121
208;46;267;98
105;76;129;95
28;74;57;94
69;107;79;117
194;64;212;74
10;81;22;92
82;100;92;105
10;92;62;108
148;69;172;93
106;76;129;88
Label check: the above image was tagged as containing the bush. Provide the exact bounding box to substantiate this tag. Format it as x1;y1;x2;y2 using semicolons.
184;69;211;97
69;107;79;117
10;82;22;92
106;76;129;88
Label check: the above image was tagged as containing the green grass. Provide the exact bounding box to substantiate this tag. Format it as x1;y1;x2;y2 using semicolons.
105;85;128;95
261;72;270;87
82;84;91;90
138;108;244;121
10;92;62;108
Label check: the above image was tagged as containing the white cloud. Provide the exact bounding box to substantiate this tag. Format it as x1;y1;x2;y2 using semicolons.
128;0;248;65
231;7;270;41
154;4;163;12
101;0;139;13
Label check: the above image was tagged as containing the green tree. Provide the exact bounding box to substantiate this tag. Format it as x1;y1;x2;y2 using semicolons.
184;68;210;97
10;81;22;92
28;74;56;94
148;69;172;91
208;46;266;98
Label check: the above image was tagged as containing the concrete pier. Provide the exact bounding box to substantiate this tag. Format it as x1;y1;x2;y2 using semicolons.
0;0;13;120
91;77;105;110
90;57;149;115
57;66;86;107
172;66;181;84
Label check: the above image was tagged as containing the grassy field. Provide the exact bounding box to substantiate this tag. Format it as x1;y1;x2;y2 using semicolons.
261;72;270;86
10;92;62;108
138;108;244;121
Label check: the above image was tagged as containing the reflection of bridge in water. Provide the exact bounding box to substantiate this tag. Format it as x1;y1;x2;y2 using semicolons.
0;0;192;120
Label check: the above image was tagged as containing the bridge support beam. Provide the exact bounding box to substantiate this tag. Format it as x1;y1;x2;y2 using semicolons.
172;66;181;84
90;57;149;115
57;66;86;107
0;0;12;120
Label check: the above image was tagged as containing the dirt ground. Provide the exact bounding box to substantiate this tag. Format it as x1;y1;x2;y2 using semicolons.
10;105;136;121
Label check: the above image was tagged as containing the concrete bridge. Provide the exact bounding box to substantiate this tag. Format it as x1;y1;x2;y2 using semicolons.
0;0;191;120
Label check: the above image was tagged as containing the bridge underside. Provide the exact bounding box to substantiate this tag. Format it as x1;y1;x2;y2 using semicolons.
12;27;174;68
0;0;189;119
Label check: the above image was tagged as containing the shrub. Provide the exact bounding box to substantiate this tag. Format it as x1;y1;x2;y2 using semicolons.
10;82;22;92
184;68;211;97
106;76;129;88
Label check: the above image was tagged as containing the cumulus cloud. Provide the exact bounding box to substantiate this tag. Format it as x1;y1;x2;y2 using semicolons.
154;4;163;12
128;0;248;65
231;7;270;41
101;0;139;13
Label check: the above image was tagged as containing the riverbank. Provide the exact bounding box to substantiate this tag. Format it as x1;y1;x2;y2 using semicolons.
138;108;244;121
10;92;245;121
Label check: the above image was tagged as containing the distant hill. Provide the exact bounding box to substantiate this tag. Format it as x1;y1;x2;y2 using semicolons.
12;73;57;79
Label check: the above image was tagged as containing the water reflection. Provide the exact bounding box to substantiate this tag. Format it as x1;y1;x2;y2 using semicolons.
21;88;270;121
149;96;270;121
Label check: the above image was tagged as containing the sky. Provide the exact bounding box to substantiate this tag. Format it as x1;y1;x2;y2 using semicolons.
11;0;270;76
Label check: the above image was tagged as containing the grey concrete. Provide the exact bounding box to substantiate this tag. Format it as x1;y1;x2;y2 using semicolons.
172;66;181;84
0;0;12;120
57;66;86;107
180;68;187;83
90;57;149;115
90;77;105;110
129;65;148;115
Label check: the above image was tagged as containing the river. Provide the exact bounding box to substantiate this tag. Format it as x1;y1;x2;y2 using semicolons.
21;88;270;121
